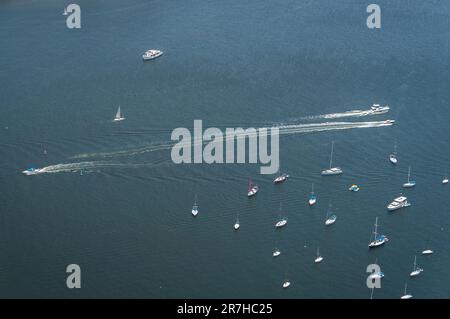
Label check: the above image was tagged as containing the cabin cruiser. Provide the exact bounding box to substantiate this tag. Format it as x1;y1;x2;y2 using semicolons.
142;49;163;61
22;168;43;175
370;104;390;114
273;173;289;184
387;196;410;211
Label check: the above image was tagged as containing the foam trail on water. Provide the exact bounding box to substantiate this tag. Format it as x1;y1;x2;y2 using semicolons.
298;108;388;120
30;161;159;175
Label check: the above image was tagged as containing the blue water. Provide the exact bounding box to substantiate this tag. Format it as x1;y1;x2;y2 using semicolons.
1;0;450;298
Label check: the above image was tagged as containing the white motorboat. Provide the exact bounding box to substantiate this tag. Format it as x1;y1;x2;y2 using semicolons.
409;256;423;277
275;219;287;228
273;250;281;257
321;141;343;176
234;217;240;230
368;217;389;248
309;183;317;206
22;167;43;175
422;249;433;255
387;196;410;211
443;171;448;184
142;49;163;61
370;104;390;114
400;282;413;299
389;143;398;164
113;106;125;122
273;170;289;184
325;206;336;226
282;281;291;288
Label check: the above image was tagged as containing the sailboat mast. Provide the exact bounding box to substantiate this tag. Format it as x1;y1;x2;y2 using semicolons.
413;256;417;271
408;167;411;182
373;217;379;240
329;141;334;169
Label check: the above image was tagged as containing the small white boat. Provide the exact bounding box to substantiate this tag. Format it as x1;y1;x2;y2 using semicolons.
273;172;289;184
275;219;287;228
389;143;398;164
422;249;433;255
63;7;68;16
324;206;336;226
191;194;198;217
400;282;413;299
22;167;43;175
247;179;259;197
113;106;125;122
368;217;389;248
370;104;390;114
314;247;323;263
282;281;291;288
308;183;317;206
142;49;163;61
443;171;448;184
273;250;281;257
369;271;385;280
348;184;360;192
387;196;410;211
403;166;416;188
321;141;343;176
409;256;423;277
234;217;240;230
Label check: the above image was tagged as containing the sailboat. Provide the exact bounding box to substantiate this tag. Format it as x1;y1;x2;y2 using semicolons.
314;247;323;263
272;249;281;257
389;143;398;164
409;256;423;277
113;106;125;122
282;279;291;288
63;7;68;16
443;170;449;184
234;216;240;230
324;205;337;226
273;167;289;184
308;183;317;206
247;179;259;197
368;217;389;248
275;203;287;228
400;282;413;299
191;194;198;217
321;141;343;176
403;166;416;188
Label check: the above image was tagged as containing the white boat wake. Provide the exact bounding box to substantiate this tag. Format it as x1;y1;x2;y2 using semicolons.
299;108;387;120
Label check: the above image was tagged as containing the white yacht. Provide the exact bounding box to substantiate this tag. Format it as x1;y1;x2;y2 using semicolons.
321;141;343;176
282;281;291;288
422;249;433;255
247;179;259;197
275;219;287;228
308;183;317;206
273;169;289;183
113;106;125;122
22;167;43;175
191;194;198;217
325;206;337;226
443;171;448;184
142;49;163;61
370;104;390;114
409;256;423;277
273;250;281;257
368;217;389;248
387;196;410;211
314;247;323;263
400;282;413;299
403;166;416;188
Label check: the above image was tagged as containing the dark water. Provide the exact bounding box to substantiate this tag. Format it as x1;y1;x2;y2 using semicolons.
1;0;450;298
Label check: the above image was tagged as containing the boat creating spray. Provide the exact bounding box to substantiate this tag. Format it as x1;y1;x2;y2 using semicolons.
171;120;279;175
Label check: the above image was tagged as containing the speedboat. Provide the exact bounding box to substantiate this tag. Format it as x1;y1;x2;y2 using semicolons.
422;249;433;255
275;219;287;228
387;196;410;211
370;271;385;280
370;104;390;114
142;49;163;61
349;184;360;192
368;217;388;248
325;214;337;226
282;281;291;288
321;141;343;176
273;250;281;257
22;168;43;175
273;173;289;184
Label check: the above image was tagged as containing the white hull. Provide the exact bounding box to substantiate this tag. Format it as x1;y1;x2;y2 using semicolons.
309;198;316;206
234;223;240;230
282;282;291;288
275;220;287;228
314;256;323;263
403;182;416;188
410;270;422;277
389;156;397;164
22;168;43;175
325;219;336;226
368;240;386;248
401;294;413;299
422;250;433;255
113;117;125;122
443;179;449;184
273;251;281;257
321;167;343;176
142;50;163;60
247;186;259;197
191;209;198;217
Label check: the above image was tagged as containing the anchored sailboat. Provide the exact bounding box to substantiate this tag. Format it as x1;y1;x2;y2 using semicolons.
113;106;125;122
321;141;343;176
409;256;423;277
443;170;449;184
309;183;317;206
325;205;337;226
275;203;287;228
314;247;323;263
368;217;388;248
400;282;413;299
403;166;416;188
247;179;259;197
234;215;240;230
389;143;398;164
191;194;198;217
